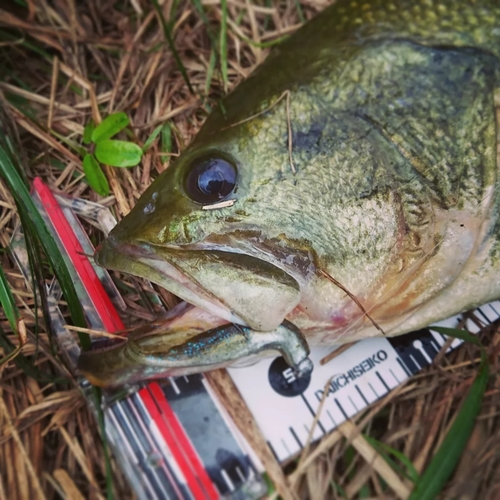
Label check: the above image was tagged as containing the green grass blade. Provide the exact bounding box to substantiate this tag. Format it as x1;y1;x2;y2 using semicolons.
219;0;228;92
205;48;217;95
161;123;172;153
190;0;218;48
168;0;182;29
331;480;348;499
152;0;194;95
190;0;220;95
0;264;19;332
293;0;306;23
262;0;273;30
142;123;164;152
364;435;419;483
0;264;24;367
408;337;489;499
430;326;481;346
0;145;89;348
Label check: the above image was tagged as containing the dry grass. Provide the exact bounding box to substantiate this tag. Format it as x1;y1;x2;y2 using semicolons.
0;1;499;499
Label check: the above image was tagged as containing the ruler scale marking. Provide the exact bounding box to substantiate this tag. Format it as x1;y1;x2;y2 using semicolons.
139;385;214;500
289;427;303;449
389;368;401;385
107;406;160;500
334;399;349;420
111;403;166;500
300;394;326;435
376;371;391;392
130;393;191;500
125;397;186;500
148;383;219;500
163;375;253;494
122;398;183;499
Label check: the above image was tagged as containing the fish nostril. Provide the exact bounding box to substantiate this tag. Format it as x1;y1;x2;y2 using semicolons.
104;232;122;248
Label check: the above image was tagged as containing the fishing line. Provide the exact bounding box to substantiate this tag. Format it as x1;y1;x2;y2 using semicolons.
316;268;385;336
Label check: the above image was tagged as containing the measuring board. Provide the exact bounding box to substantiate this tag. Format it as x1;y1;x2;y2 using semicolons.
10;178;497;499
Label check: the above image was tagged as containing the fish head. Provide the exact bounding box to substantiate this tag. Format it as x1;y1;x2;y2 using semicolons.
87;102;336;386
94;89;413;361
96;117;312;333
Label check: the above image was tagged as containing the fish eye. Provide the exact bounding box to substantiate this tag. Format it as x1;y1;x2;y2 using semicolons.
184;156;237;204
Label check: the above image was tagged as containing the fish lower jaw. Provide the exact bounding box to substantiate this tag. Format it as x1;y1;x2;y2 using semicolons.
135;256;246;327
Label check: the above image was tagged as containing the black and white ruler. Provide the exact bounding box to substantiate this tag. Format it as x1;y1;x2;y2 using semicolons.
11;179;497;499
229;309;494;462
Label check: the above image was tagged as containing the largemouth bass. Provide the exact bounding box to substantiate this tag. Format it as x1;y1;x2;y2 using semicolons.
79;0;500;387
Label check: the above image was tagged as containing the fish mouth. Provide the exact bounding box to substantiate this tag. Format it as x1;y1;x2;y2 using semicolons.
77;235;312;387
97;237;248;326
95;234;302;331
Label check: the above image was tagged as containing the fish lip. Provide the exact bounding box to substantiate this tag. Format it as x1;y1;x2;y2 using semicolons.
94;237;154;264
146;236;313;287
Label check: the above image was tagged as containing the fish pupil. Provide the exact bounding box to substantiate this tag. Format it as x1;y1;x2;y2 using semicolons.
185;157;237;204
198;169;223;194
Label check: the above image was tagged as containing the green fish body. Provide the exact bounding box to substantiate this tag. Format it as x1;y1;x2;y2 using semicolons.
80;0;500;386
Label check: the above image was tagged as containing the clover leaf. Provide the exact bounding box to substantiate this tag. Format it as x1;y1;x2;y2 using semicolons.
95;140;143;167
81;112;143;196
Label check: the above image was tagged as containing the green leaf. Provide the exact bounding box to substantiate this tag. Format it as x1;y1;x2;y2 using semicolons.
83;120;95;144
142;124;163;152
94;140;143;167
409;341;489;500
83;154;109;196
91;112;130;144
